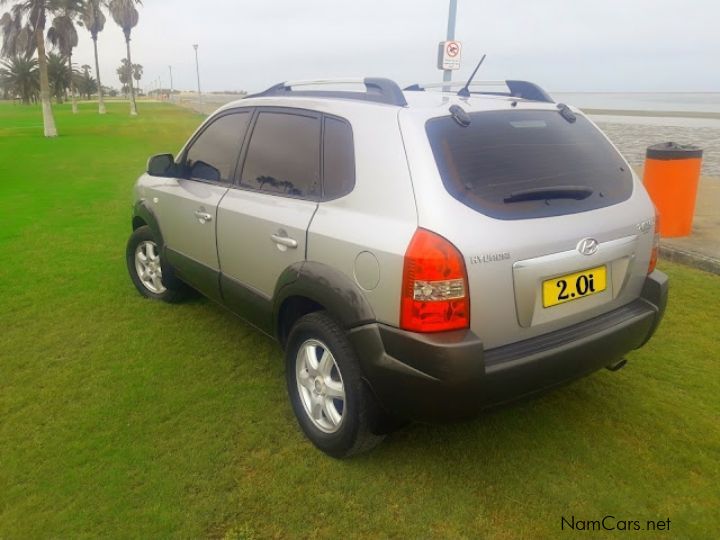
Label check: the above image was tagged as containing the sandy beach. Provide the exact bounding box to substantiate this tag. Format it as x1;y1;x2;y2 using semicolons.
584;109;720;120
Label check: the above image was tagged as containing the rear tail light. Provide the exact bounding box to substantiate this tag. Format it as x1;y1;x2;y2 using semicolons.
400;229;470;332
648;209;660;274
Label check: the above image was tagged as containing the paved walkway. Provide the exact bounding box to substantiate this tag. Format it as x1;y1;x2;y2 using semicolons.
659;175;720;274
596;120;720;177
590;112;719;273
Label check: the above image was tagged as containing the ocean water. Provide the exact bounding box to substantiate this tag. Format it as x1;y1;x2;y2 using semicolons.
552;93;720;114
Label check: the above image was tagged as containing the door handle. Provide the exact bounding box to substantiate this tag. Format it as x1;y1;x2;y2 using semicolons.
271;234;298;249
194;210;213;223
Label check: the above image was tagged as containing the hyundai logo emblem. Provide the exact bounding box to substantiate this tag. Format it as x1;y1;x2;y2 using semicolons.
577;238;599;256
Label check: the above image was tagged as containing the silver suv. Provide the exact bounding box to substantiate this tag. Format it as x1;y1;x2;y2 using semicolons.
127;78;668;457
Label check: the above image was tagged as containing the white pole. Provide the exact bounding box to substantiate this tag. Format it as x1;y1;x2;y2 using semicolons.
443;0;458;89
193;44;202;105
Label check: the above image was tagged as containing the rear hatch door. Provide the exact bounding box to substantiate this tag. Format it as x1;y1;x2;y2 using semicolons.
399;100;656;349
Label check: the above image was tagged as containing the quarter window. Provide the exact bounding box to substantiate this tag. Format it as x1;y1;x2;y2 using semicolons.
185;112;250;183
322;117;355;199
241;112;321;198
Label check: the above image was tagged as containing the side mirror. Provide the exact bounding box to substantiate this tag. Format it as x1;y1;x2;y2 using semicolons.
147;153;176;177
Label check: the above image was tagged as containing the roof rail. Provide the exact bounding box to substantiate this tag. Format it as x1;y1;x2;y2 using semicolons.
245;78;408;107
404;80;554;103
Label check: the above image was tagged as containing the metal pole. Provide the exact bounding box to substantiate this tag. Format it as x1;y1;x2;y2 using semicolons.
443;0;458;88
193;44;202;104
169;65;174;101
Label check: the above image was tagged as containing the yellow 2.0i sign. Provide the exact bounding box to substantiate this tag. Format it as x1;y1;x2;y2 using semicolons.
542;266;607;308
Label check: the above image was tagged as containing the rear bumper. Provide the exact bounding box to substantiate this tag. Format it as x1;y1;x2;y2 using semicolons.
349;271;668;422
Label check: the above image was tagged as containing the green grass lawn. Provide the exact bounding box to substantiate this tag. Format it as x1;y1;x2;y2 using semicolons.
1;101;719;539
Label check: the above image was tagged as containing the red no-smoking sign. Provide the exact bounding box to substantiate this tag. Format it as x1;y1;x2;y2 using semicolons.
439;40;462;70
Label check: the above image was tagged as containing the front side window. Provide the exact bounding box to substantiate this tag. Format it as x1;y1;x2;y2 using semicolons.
241;111;321;199
184;112;251;182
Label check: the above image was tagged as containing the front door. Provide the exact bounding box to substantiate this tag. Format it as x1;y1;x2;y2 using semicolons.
153;110;252;300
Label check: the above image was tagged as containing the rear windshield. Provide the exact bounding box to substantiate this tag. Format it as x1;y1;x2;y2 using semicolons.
426;109;633;220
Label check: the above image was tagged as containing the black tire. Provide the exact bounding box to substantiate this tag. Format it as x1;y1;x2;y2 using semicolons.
285;311;385;458
126;225;189;303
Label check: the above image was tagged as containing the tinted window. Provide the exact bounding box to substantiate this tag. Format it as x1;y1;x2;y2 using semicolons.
426;110;633;219
185;112;250;182
323;117;355;199
241;112;321;198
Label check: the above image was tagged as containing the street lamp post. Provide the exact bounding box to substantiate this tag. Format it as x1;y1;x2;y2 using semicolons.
168;65;174;101
193;44;202;103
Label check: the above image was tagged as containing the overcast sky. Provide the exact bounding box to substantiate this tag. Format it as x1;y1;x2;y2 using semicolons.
72;0;720;94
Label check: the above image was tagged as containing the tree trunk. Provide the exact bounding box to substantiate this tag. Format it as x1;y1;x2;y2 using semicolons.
35;28;58;137
68;52;78;114
125;36;137;116
93;36;106;114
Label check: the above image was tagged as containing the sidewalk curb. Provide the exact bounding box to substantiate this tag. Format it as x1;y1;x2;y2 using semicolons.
660;245;720;275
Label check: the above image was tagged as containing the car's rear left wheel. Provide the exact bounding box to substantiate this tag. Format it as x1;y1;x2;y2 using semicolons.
285;311;385;458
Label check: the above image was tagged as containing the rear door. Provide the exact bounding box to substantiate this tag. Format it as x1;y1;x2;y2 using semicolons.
216;108;321;331
153;110;252;300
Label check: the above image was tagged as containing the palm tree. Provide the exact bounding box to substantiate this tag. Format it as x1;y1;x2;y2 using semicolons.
46;50;69;102
108;0;140;115
0;0;59;136
77;63;95;99
116;55;130;95
47;1;81;113
0;54;39;103
79;0;106;114
0;9;34;59
131;61;140;94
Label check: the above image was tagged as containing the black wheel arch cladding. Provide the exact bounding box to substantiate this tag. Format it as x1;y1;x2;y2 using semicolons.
273;261;376;343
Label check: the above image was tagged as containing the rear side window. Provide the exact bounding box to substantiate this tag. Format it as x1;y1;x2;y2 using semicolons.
322;117;355;199
185;112;250;182
241;111;321;199
426;110;633;219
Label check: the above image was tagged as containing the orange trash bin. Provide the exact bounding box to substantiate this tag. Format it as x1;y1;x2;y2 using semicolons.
642;142;703;238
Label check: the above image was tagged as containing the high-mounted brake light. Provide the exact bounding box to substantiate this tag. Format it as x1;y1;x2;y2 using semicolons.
400;229;470;333
648;209;660;274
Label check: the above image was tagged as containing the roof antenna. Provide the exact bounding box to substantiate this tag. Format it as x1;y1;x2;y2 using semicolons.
457;54;487;98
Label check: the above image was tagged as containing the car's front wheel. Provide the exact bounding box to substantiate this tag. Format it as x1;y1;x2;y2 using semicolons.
126;226;188;302
286;311;385;458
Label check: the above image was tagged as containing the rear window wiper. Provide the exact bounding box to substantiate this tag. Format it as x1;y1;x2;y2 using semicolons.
503;185;594;203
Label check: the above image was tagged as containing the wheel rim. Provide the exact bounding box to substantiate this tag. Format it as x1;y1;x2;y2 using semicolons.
295;339;346;434
134;240;166;294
